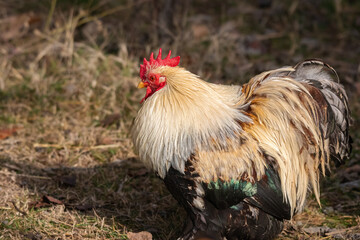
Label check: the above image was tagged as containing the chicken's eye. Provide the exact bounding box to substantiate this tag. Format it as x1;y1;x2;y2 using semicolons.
149;76;156;82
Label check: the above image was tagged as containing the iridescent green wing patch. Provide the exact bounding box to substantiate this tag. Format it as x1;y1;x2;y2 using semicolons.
203;167;291;220
204;178;257;209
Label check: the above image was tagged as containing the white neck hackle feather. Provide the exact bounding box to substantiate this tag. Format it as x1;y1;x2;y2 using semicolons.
132;66;252;178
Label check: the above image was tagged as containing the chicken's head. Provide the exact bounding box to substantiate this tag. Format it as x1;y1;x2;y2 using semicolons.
138;48;180;103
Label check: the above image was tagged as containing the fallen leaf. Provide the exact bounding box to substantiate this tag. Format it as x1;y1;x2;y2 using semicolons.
127;231;152;240
28;195;63;209
0;127;18;140
101;113;121;127
28;200;51;209
44;195;63;205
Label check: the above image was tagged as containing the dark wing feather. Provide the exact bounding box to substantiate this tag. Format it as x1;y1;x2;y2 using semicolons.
289;60;351;161
203;167;291;220
244;167;291;220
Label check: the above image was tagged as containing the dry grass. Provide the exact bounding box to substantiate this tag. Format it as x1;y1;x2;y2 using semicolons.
0;0;359;239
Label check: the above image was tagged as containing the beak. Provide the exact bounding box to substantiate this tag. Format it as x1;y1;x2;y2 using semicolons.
137;81;148;89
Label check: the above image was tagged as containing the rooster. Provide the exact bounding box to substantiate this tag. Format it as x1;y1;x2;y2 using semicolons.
132;49;351;240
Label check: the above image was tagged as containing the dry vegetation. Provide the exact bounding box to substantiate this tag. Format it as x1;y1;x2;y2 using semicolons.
0;0;359;239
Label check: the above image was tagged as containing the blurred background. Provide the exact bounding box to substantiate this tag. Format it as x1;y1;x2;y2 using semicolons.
0;0;359;239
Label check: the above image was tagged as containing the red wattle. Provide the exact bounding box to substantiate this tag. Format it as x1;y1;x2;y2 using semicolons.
140;86;153;103
140;82;167;103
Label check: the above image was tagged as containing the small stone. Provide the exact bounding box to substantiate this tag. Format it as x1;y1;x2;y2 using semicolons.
127;231;152;240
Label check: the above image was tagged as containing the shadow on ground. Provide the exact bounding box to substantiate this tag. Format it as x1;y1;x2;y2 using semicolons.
0;157;185;239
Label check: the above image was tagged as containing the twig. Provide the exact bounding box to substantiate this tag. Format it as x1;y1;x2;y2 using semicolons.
33;143;123;150
325;225;360;236
11;201;27;216
44;0;57;31
90;144;123;149
0;171;52;180
0;207;12;210
42;214;73;228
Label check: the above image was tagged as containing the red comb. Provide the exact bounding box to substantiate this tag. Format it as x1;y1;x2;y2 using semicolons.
140;49;180;80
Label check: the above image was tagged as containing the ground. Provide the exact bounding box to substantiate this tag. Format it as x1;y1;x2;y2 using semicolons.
0;0;359;239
